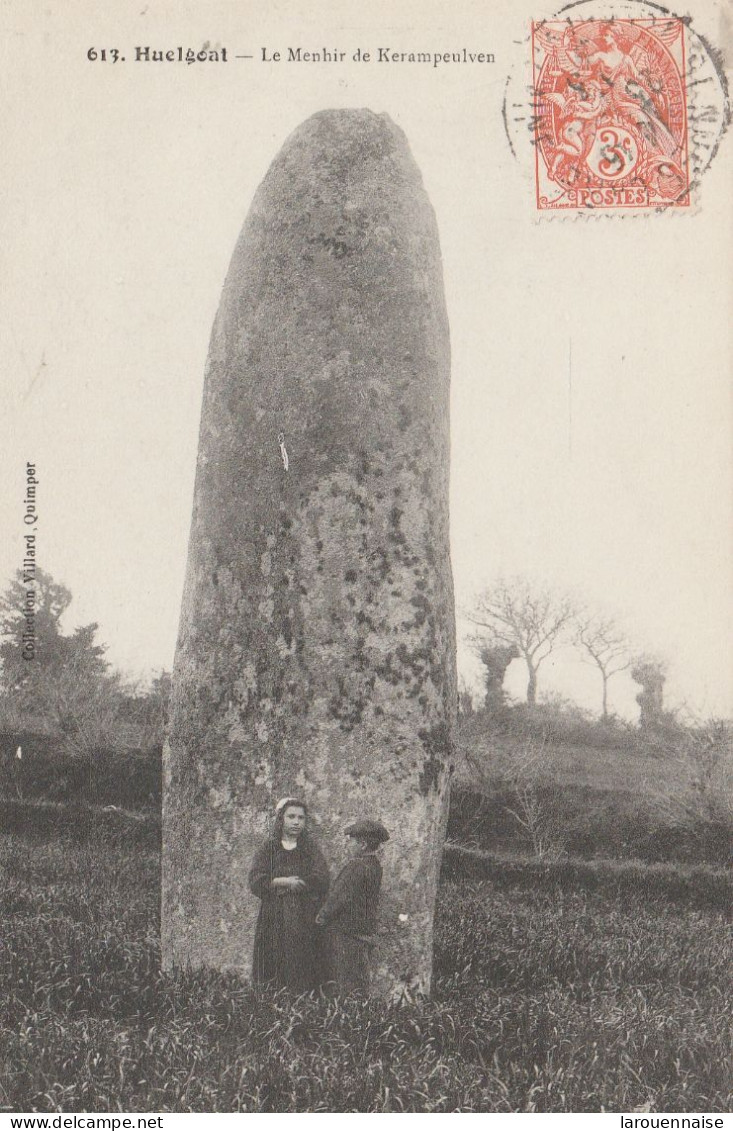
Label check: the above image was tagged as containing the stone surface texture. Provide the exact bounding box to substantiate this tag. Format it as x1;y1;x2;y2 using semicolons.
162;109;457;996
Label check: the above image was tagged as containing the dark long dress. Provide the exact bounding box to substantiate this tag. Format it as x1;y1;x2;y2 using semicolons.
248;834;329;991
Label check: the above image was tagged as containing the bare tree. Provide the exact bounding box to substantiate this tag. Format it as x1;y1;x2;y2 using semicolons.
467;577;576;706
575;613;631;718
501;735;565;860
463;726;566;859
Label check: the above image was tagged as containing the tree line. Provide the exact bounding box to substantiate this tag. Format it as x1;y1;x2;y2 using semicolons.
0;568;170;760
465;575;668;725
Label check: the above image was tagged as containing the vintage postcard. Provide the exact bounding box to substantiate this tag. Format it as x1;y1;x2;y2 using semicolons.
1;0;731;1117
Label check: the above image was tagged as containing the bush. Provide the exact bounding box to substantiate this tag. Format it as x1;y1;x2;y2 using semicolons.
447;782;731;867
441;843;732;911
0;798;161;848
498;699;634;748
0;731;161;809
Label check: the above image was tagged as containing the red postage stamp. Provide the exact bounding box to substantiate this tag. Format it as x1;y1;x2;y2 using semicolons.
532;18;690;211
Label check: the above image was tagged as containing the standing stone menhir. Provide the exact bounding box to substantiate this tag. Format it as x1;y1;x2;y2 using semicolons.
162;108;457;997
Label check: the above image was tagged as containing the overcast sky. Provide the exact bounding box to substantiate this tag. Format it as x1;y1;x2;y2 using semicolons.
2;0;731;720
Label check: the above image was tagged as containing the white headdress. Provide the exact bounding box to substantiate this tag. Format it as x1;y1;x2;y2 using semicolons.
275;796;302;815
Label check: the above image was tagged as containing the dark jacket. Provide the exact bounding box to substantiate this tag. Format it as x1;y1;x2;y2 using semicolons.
317;852;382;939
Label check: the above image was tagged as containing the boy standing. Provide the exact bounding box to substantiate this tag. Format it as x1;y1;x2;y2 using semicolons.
316;818;389;993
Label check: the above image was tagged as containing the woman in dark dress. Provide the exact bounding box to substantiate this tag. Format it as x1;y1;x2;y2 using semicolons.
248;797;330;991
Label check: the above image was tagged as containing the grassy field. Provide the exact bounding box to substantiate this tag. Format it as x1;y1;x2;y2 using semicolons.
1;823;730;1113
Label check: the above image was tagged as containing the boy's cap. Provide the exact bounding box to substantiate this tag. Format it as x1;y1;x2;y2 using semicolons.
345;819;390;843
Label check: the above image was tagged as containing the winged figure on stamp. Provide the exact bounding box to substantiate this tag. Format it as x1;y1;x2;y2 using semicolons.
535;19;687;194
